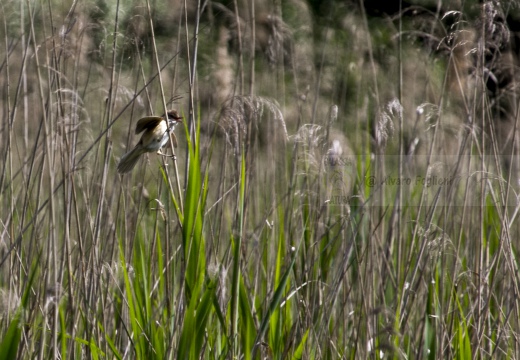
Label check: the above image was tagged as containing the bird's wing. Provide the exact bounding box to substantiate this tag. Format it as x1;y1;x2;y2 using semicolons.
135;116;164;134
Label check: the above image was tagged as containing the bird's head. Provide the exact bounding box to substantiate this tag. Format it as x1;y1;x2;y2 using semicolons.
165;109;183;128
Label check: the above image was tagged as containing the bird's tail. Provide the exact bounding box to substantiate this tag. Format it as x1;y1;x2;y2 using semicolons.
117;146;145;173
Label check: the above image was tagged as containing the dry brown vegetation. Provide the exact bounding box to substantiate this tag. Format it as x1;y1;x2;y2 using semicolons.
1;0;520;358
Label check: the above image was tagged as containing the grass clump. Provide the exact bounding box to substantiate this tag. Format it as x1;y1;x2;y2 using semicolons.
1;0;520;359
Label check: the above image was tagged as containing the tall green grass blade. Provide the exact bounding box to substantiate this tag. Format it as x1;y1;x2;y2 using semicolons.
176;109;216;359
252;246;296;358
177;289;198;360
59;305;67;359
269;205;286;358
239;276;256;359
73;337;106;359
424;274;437;360
177;278;218;360
0;256;39;359
291;328;309;360
119;242;144;358
231;151;247;357
454;287;472;360
181;112;206;299
98;322;123;360
0;314;22;360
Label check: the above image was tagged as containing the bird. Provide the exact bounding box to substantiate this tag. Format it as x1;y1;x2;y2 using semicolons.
117;109;183;174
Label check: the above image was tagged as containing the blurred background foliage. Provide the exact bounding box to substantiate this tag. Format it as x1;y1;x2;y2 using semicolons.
2;0;520;358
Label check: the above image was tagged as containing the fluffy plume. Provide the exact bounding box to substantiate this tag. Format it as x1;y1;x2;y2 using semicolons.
219;95;287;153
